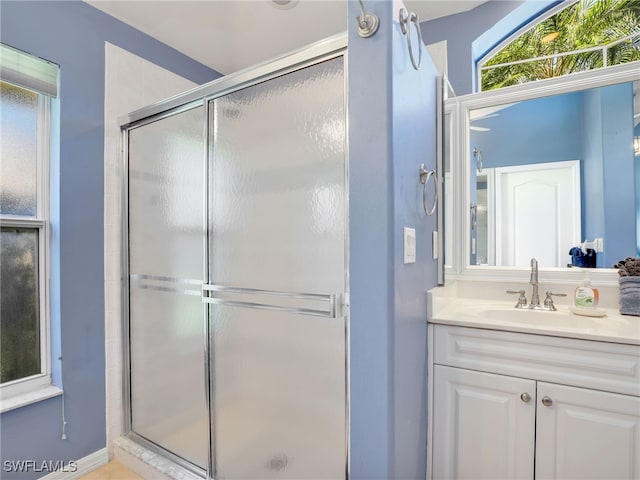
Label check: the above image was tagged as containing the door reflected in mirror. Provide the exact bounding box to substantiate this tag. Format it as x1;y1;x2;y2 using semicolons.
468;80;639;268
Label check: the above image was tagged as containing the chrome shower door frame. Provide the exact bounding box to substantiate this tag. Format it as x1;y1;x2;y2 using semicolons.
120;100;208;478
120;34;349;480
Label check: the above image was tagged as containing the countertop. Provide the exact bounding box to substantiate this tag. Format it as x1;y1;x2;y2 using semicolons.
429;297;640;346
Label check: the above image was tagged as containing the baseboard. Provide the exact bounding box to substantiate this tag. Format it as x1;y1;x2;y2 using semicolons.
39;448;108;480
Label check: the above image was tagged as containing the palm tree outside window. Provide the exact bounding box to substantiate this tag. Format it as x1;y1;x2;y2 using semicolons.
479;0;640;91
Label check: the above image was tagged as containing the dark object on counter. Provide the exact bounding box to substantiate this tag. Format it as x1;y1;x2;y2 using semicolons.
569;247;596;268
614;257;640;276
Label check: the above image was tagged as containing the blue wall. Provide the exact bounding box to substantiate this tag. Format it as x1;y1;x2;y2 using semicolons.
600;83;636;266
390;20;438;479
348;1;437;477
582;88;606;266
470;92;583;168
0;2;219;478
347;1;393;473
421;1;524;95
636;121;640;255
421;0;561;95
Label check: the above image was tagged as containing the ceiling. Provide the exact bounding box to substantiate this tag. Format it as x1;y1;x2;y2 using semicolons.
85;0;486;75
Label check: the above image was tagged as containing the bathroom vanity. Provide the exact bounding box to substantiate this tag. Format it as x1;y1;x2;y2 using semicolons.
429;49;640;480
427;294;640;480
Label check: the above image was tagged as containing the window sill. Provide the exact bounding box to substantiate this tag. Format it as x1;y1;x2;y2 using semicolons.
0;385;63;414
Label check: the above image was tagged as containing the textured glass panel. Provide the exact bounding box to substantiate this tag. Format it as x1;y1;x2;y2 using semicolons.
212;305;346;479
211;57;346;294
210;58;347;478
0;227;40;383
127;106;207;469
130;288;207;468
129;107;205;280
0;82;38;216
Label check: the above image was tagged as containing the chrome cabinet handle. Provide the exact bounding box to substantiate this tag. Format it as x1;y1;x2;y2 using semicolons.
520;392;531;403
541;396;553;407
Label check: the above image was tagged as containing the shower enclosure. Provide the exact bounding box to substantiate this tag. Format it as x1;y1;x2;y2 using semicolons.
122;37;348;479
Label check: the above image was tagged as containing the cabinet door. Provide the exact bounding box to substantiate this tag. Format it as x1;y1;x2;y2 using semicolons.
432;365;536;480
535;382;640;480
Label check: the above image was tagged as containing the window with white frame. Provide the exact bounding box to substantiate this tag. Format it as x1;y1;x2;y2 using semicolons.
479;0;640;91
0;43;58;401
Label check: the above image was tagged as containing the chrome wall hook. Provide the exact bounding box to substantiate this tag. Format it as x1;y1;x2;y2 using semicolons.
356;0;379;38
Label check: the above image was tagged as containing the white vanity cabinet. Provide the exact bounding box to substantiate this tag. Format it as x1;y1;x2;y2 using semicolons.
430;324;640;480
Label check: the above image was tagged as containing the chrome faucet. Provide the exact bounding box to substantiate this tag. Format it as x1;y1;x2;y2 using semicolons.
529;258;540;308
507;257;566;310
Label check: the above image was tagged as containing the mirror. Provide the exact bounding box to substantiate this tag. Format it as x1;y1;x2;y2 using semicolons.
444;64;640;276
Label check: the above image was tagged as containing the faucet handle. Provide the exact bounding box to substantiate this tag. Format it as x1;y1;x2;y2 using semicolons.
507;290;528;308
543;291;567;311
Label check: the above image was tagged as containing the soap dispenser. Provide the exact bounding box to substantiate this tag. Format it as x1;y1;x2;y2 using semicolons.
574;271;599;308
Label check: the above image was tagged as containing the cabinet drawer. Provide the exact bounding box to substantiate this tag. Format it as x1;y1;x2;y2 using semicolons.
433;325;640;396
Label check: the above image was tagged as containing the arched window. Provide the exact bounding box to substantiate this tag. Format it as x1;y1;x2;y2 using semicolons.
479;0;640;91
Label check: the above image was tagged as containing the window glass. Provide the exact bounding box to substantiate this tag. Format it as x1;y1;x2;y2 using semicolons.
480;1;640;91
0;81;38;216
0;227;40;383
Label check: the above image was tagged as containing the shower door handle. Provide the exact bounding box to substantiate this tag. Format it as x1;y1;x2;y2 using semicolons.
202;284;348;318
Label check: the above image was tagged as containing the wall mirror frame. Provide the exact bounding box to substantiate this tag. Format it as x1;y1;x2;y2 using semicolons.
445;61;640;286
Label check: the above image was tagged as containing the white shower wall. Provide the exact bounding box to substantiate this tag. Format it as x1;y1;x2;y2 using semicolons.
103;42;198;457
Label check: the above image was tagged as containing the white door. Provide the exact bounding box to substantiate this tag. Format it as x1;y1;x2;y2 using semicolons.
432;365;536;480
495;160;581;267
535;382;640;480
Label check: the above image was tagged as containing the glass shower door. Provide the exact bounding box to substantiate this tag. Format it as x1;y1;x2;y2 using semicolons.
127;106;208;471
205;57;348;479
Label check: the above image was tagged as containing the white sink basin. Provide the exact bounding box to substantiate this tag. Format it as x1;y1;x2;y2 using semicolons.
478;307;602;329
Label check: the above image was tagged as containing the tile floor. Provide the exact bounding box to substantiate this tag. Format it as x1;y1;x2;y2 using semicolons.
79;461;142;480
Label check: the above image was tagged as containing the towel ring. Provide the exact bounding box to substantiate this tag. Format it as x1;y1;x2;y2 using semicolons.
399;8;422;70
419;164;437;216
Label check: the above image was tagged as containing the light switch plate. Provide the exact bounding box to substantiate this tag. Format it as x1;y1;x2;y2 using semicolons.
404;227;416;264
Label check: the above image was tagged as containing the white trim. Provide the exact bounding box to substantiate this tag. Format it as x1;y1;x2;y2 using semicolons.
38;448;109;480
445;62;639;287
0;43;58;98
38;94;52;389
460;61;640;108
0;217;46;228
0;82;52;396
0;384;62;413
